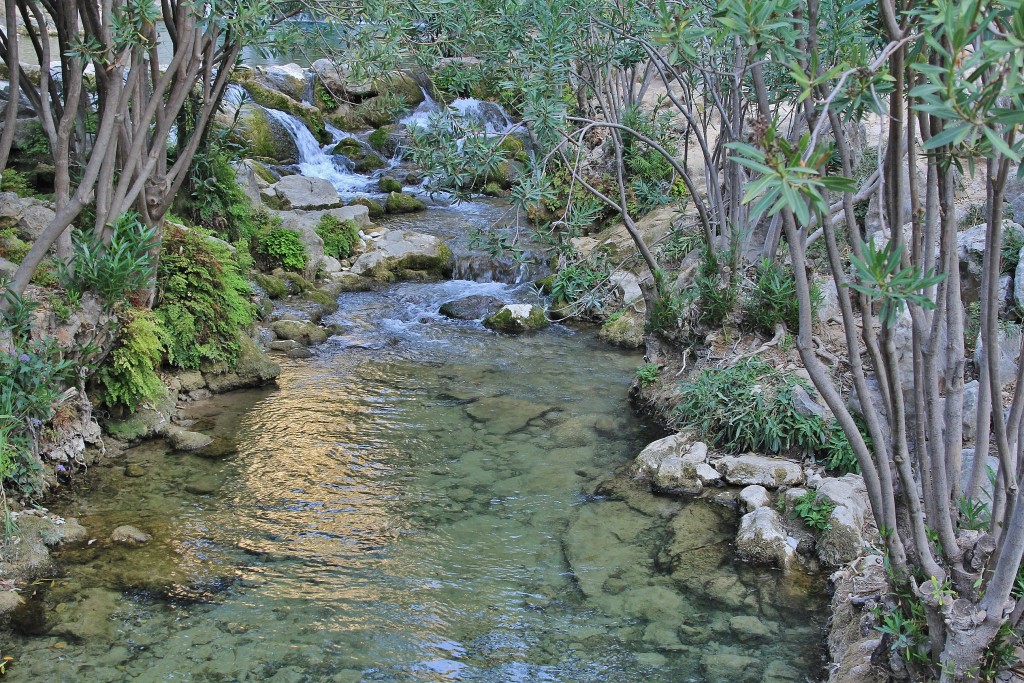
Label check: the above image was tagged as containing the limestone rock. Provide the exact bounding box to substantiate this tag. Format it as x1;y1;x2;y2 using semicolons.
810;473;872;566
974;324;1020;389
384;191;427;214
483;304;549;334
599;310;644;349
202;336;281;393
738;485;771;513
701;652;762;683
272;319;330;345
264;174;342;211
177;371;206;393
439;295;504;320
110;525;151;545
350;229;453;281
958;221;1024;303
716;454;805;488
729;615;776;643
735;507;795;569
165;426;213;452
257;63;307;102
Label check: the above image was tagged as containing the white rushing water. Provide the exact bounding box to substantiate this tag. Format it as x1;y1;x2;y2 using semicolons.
262;107;374;194
401;92;518;136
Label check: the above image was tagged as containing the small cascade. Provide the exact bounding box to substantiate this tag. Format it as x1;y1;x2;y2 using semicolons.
452;252;534;285
401;94;519;136
262;107;371;194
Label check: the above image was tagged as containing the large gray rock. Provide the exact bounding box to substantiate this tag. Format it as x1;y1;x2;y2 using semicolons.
350;229;453;280
439;295;504;320
0;191;56;242
256;63;308;102
230;103;299;164
312;59;376;99
271;319;330;345
958;221;1024;303
738;485;771;513
630;435;721;492
630;432;691;479
974;324;1021;389
599;310;644;349
735;507;795;569
165;426;213;452
809;473;872;566
264;174;342;210
715;454;805;488
962;380;979;443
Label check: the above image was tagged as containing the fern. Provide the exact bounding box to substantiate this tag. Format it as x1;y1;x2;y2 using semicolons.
96;308;164;410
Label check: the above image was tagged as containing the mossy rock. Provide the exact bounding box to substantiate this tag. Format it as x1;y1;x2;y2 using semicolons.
250;160;278;184
385;192;427;214
307;288;340;314
482;182;505;197
271;320;330;345
534;275;555;294
233;104;298;164
237;78;331;144
253;273;288;299
332;272;377;292
348;197;385;218
497;136;528;162
368;127;389;152
599;311;644;349
378;176;403;193
483;304;549;334
327;109;369;132
334;137;387;173
355;95;407;128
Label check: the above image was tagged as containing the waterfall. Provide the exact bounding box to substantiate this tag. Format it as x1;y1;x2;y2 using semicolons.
401;94;518;136
263;107;372;194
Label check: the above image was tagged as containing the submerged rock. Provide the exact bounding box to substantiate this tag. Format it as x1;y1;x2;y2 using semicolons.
439;295;504;320
165;426;213;452
483;304;549;334
271;319;330;345
110;525;151;545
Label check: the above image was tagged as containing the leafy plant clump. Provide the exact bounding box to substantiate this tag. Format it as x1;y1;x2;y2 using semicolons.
154;226;255;370
315;215;361;260
636;362;659;387
744;258;821;334
94;308;165;411
0;291;77;497
791;489;836;531
256;228;308;273
63;212;158;307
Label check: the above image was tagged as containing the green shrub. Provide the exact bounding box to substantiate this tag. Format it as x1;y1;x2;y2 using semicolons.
315;215;361;260
791;489;835;531
744;259;821;334
674;359;827;455
256;228;307;272
824;420;863;475
636;362;659;387
0;290;77;497
0;169;36;198
95;308;165;411
154;226;255;369
551;259;606;306
0;227;30;263
1001;225;1024;273
695;248;738;327
179;139;263;243
63;212;158;306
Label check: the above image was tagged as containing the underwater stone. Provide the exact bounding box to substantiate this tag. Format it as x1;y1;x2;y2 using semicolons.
110;525;151;545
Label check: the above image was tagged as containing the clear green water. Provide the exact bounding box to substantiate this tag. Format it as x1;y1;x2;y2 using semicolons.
4;280;828;682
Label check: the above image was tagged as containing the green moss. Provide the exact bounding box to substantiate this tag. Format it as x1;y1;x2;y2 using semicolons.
240;111;279;161
250;160;276;184
368;128;389;152
497;136;527;163
282;271;315;293
307;289;339;313
534;275;555;294
334;138;387;173
355;93;409;128
240;78;330;144
482;182;505;197
257;229;308;273
253;272;288;299
0;230;30;263
385;191;426;214
348;197;385;218
378;176;403;193
483;305;549;333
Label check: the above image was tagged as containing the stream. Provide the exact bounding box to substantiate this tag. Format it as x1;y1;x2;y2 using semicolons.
3;89;830;681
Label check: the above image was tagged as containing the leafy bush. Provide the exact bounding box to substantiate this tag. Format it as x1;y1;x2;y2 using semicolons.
315;215;361;260
95;308;164;411
63;212;158;306
674;359;827;455
551;258;606;306
744;259;821;334
1000;226;1024;273
256;228;307;273
636;362;659;387
0;169;37;198
791;489;835;531
695;247;738;327
180;139;261;243
824;420;863;474
154;226;255;369
0;291;77;496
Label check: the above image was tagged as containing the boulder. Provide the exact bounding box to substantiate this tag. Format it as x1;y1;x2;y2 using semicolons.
439;295;504;320
348;196;385;218
483;304;549;334
738;485;771;513
630;436;718;492
264;174;342;211
958;221;1024;304
230;103;299;163
202;336;281;392
974;325;1021;389
791;384;826;419
716;454;805;488
701;652;762;683
350;229;453;281
735;507;796;569
809;473;872;566
378;176;403;193
271;319;330;345
312;59;376;99
599;310;644;349
256;63;308;102
165;426;213;452
385;191;427;214
110;525;151;545
630;432;691;479
0;192;56;242
962;380;979;443
729;615;776;643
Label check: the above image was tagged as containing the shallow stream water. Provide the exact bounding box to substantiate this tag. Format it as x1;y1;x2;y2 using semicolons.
3;199;830;681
